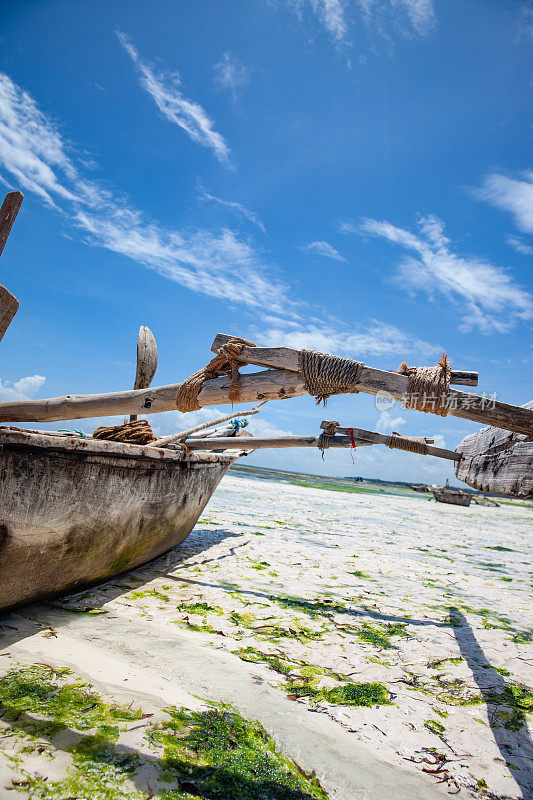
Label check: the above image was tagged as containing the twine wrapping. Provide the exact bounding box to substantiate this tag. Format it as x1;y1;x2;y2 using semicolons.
93;419;156;445
299;350;364;405
398;353;451;417
176;337;257;413
317;420;339;455
385;431;428;455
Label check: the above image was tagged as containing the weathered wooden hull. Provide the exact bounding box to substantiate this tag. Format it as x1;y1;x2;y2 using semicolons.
432;489;472;507
454;401;533;498
0;429;237;610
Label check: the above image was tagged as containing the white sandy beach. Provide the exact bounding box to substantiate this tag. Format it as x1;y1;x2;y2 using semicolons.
0;470;532;799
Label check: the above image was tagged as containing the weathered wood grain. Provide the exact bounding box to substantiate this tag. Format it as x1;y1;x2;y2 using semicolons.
0;368;307;423
211;334;479;386
152;402;265;448
185;435;373;450
0;284;19;343
454;401;533;497
0;190;24;258
319;422;460;461
211;334;533;436
130;325;158;421
0;428;236;610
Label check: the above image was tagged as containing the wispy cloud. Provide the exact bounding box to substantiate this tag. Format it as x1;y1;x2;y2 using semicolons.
116;31;230;165
255;317;438;359
507;235;533;256
359;0;436;38
289;0;435;46
0;71;442;368
214;52;250;100
0;374;46;401
301;240;346;261
361;214;533;333
310;0;349;43
0;71;286;311
477;170;533;234
198;183;266;233
336;220;358;234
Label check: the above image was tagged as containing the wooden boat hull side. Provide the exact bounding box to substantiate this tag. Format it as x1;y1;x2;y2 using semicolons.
0;439;233;610
455;401;533;498
431;490;472;507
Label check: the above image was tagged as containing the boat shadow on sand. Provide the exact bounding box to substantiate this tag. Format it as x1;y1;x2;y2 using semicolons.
448;607;533;800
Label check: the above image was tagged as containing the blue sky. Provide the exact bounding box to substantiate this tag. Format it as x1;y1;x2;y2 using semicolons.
0;0;532;484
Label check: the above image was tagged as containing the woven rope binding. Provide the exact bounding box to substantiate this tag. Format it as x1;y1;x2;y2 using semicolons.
385;431;427;455
176;337;257;413
397;353;451;417
299;350;364;405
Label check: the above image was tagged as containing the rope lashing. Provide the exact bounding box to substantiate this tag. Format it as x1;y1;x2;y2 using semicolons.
299;350;365;405
93;419;156;445
176;337;257;413
385;431;428;455
318;420;338;455
397;353;451;417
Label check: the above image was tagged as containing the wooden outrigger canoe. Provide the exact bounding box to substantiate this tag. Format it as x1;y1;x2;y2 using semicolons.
431;482;472;507
0;427;240;610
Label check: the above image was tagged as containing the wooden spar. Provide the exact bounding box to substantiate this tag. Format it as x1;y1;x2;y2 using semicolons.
0;285;19;344
0;191;24;258
0;337;531;435
130;325;158;422
0;369;305;424
319;422;459;461
184;434;460;461
185;435;372;451
209;334;533;437
152;402;266;449
0;191;24;343
211;334;479;387
1;362;532;435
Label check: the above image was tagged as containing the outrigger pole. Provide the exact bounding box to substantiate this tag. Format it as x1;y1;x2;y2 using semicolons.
183;421;461;463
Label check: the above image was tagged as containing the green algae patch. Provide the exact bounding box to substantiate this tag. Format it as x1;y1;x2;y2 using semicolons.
0;664;143;737
178;602;224;615
286;680;392;707
128;588;171;603
267;594;346;618
423;719;446;737
153;705;329;799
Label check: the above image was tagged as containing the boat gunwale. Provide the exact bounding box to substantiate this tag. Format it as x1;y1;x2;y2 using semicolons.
0;427;239;465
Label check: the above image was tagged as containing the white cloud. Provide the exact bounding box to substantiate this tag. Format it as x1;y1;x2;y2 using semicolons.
0;70;443;375
117;32;230;165
336;220;358;234
506;235;533;256
302;240;346;261
310;0;348;43
375;408;406;433
198;183;266;233
359;0;436;37
255;317;438;359
477;170;533;234
0;71;287;312
0;374;46;401
361;214;533;333
214;52;249;100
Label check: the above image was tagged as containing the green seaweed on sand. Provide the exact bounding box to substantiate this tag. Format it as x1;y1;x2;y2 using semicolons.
339;622;409;649
0;664;144;737
423;719;446;737
127;588;170;603
485;546;515;552
177;602;224;615
153;705;329;799
348;570;370;579
285;679;392;707
0;664;328;799
267;594;346;618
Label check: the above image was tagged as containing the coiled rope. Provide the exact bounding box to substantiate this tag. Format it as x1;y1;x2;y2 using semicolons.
397;353;451;417
93;419;156;445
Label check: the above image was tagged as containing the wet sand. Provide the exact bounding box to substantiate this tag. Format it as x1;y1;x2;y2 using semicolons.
1;471;532;799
